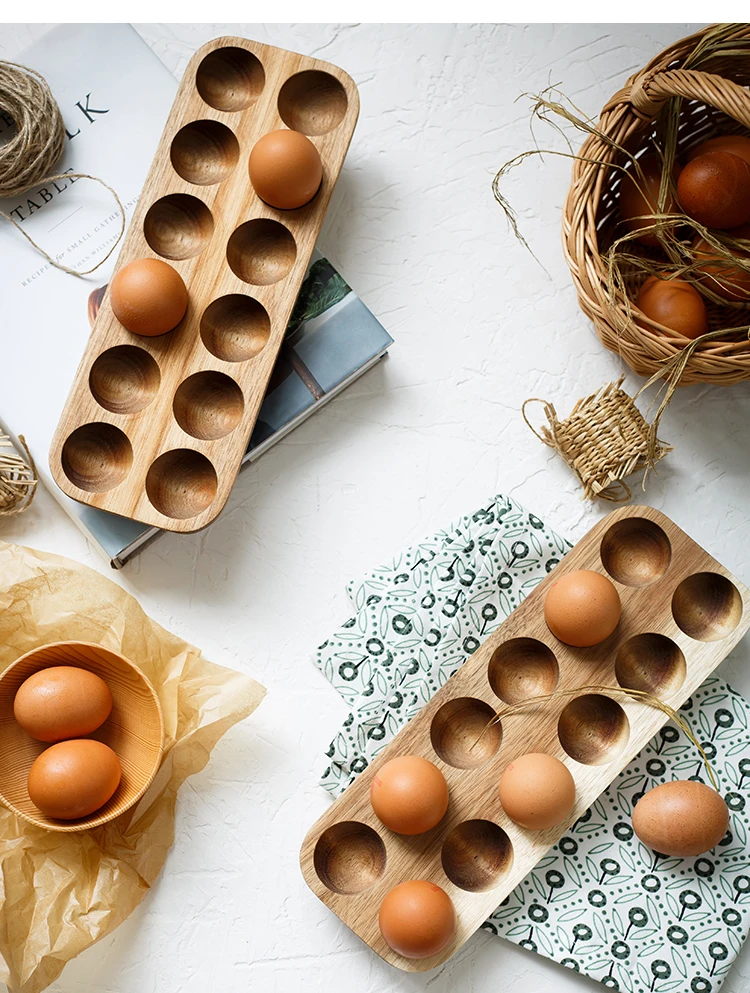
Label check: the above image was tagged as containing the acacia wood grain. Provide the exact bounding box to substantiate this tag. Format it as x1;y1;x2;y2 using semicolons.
299;506;750;971
50;36;359;532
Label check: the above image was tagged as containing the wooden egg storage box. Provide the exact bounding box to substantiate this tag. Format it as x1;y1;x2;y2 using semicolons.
300;506;750;971
50;37;359;532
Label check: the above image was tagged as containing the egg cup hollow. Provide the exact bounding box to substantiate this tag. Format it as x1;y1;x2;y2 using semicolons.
313;820;387;894
195;46;265;112
441;819;513;892
145;448;218;520
0;641;164;832
600;516;672;588
429;697;502;769
278;69;349;135
60;422;133;494
89;346;161;415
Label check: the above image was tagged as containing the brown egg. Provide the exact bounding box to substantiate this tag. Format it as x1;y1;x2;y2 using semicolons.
693;223;750;302
544;570;621;647
677;151;750;229
27;739;122;820
249;129;323;210
14;665;113;743
370;755;449;835
687;134;750;167
636;275;709;339
110;257;188;336
379;880;456;959
618;154;681;246
633;780;729;857
498;752;576;830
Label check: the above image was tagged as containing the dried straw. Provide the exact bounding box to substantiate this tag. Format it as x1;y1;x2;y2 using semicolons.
523;377;672;502
0;435;37;516
0;60;124;276
476;683;720;792
494;23;750;386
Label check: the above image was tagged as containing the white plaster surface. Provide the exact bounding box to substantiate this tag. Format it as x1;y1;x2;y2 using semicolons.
2;20;750;993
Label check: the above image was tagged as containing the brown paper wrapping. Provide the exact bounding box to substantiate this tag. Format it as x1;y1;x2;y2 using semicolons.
0;540;265;993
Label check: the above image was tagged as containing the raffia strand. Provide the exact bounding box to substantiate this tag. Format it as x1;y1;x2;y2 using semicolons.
0;435;37;516
522;378;672;502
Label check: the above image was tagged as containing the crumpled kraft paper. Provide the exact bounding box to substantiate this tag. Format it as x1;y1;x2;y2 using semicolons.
0;540;265;993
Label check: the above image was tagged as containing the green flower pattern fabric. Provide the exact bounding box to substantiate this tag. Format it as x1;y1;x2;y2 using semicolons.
316;494;750;993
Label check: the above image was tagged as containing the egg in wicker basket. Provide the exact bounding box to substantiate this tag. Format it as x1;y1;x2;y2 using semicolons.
563;22;750;385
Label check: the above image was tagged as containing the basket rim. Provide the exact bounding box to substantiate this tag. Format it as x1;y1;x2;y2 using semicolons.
562;22;750;384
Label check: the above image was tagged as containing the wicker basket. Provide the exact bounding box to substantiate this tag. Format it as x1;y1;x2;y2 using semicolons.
563;23;750;386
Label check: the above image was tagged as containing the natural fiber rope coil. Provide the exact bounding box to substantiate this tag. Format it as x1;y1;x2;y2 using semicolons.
0;60;124;276
0;436;37;516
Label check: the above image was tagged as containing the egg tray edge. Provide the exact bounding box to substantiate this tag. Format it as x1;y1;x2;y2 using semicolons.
299;505;750;971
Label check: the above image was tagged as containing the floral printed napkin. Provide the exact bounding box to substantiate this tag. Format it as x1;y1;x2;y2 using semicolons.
315;494;750;993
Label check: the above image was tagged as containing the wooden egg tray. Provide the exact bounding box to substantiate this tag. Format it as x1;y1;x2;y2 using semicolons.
300;506;750;971
49;37;359;532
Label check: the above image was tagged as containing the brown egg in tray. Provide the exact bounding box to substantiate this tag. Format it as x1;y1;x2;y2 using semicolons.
50;37;359;532
299;506;750;971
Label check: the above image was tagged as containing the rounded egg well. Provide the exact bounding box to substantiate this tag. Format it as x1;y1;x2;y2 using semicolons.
672;572;743;642
558;694;630;766
143;193;214;261
278;69;348;136
488;638;559;705
195;47;265;112
200;295;271;362
600;517;672;587
615;632;686;696
313;821;386;895
430;696;501;769
226;219;296;286
89;345;160;414
441;820;513;892
170;119;240;186
173;371;244;441
145;449;218;520
61;422;133;493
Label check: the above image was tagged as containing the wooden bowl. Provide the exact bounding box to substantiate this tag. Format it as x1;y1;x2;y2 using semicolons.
0;642;164;832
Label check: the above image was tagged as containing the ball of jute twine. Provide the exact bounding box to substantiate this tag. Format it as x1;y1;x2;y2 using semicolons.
0;435;37;516
0;60;125;276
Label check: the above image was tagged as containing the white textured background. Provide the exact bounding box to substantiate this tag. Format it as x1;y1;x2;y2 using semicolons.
3;21;750;993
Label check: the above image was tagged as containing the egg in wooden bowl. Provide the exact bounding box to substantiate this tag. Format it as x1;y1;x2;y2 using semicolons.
0;641;164;832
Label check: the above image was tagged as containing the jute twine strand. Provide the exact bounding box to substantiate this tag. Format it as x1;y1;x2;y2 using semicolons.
522;378;672;503
0;60;124;276
0;435;37;516
474;683;720;792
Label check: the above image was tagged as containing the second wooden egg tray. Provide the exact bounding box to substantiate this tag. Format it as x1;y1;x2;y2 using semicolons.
300;506;750;971
50;37;359;532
